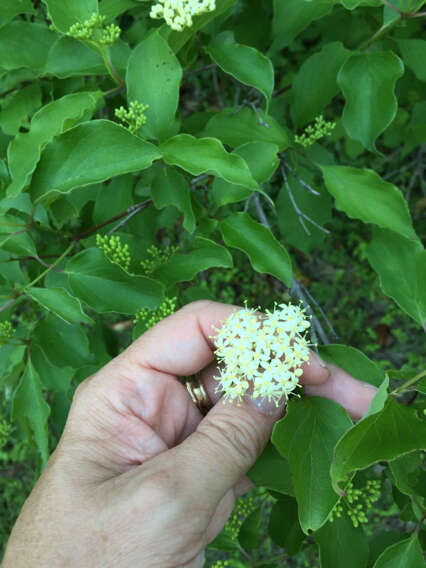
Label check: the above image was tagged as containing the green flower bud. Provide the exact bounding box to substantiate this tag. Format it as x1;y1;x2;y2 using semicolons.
96;234;131;271
295;115;335;148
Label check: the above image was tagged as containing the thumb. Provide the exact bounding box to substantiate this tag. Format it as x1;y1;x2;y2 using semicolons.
176;395;284;508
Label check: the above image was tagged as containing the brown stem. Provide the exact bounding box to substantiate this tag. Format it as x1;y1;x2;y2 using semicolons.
72;199;152;241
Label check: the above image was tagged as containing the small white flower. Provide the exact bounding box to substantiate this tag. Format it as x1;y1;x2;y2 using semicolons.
150;0;216;31
212;302;312;406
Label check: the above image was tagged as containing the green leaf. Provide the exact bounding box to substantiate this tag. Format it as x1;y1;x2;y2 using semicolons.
211;178;252;207
271;397;353;533
67;248;164;314
99;0;139;20
268;496;304;555
318;344;385;387
340;0;381;8
331;398;426;492
27;287;93;325
30;120;161;203
367;229;426;328
235;142;280;184
203;106;290;150
34;313;94;368
206;31;274;108
31;342;75;393
0;22;56;73
160;134;258;190
372;535;424;568
7;91;100;197
126;30;182;141
276;170;332;254
314;516;369;568
337;52;404;151
0;215;37;256
271;0;333;52
389;452;426;500
291;42;351;127
397;39;426;82
0;83;41;136
12;359;50;466
151;166;195;233
0;0;36;28
321;166;417;241
93;176;133;225
153;237;233;286
238;506;262;550
247;442;294;496
44;37;130;78
42;0;98;34
220;212;292;287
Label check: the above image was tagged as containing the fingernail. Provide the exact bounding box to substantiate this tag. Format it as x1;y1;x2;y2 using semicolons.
246;394;286;416
310;352;331;381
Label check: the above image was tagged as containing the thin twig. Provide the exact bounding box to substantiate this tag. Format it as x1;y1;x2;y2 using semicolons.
107;204;147;234
183;62;216;78
281;166;330;235
282;158;320;195
253;193;271;229
72;199;152;241
211;66;224;108
302;283;338;340
291;280;329;346
0;298;17;314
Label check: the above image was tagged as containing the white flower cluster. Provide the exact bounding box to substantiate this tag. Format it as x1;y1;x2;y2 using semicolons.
212;304;312;406
150;0;216;31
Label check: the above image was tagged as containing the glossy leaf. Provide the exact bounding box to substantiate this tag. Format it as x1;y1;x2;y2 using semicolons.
0;22;56;73
235;142;280;184
272;397;353;533
397;39;426;82
31;342;75;393
389;452;426;500
247;442;294;496
160;134;258;189
12;359;50;466
372;535;424;568
67;248;164;314
318;344;385;387
0;83;42;136
151;166;195;233
153;237;233;286
268;496;304;555
331;398;426;492
33;313;94;368
42;0;98;34
0;0;36;28
315;516;369;568
203;107;290;150
126;30;182;141
206;31;274;107
220;212;292;287
44;37;130;78
27;287;93;325
271;0;333;52
7;92;100;197
30;120;161;202
292;42;350;127
238;506;262;550
367;229;426;328
0;215;37;257
338;52;404;151
321;166;416;241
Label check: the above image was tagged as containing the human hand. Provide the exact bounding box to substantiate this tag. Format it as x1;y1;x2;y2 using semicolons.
3;301;377;568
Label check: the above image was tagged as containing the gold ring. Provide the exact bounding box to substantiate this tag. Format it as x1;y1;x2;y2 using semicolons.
184;373;214;416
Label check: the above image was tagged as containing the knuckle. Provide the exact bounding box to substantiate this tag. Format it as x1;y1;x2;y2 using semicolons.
202;413;261;467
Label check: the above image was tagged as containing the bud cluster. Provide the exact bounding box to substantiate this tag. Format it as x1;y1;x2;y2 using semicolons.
211;561;229;568
134;296;177;328
96;234;131;271
67;13;121;46
115;101;149;135
140;244;178;275
224;495;256;540
212;303;312;406
329;479;381;528
295;114;336;148
0;320;14;340
150;0;216;31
